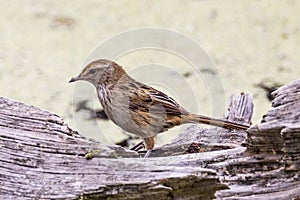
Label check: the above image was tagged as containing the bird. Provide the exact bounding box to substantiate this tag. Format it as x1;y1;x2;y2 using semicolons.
69;59;249;157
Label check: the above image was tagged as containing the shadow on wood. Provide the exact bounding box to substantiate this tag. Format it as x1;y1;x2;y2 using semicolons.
0;79;299;199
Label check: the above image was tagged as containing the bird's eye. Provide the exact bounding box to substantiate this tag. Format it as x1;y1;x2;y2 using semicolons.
89;68;96;74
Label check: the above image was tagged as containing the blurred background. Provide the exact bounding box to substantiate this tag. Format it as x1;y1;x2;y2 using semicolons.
1;1;299;147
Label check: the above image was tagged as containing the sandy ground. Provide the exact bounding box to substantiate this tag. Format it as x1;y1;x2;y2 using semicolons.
1;1;299;146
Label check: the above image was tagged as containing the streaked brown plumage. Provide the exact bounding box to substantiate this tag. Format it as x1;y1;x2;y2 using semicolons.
69;59;249;157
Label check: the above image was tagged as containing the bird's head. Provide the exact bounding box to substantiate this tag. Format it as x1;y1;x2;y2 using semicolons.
69;59;126;86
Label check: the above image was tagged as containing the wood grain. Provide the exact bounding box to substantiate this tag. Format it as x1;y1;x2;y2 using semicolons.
0;79;299;199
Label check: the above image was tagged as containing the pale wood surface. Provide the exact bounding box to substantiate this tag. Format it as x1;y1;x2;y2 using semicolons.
0;79;299;199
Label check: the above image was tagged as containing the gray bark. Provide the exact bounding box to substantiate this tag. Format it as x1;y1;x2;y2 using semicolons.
0;79;299;199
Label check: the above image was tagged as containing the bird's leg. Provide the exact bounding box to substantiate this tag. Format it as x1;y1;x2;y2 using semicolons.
144;150;152;158
143;136;155;158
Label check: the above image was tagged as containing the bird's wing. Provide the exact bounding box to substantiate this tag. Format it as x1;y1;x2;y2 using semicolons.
129;84;187;115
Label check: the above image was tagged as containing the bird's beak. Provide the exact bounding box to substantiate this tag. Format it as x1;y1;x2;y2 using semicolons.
68;76;80;83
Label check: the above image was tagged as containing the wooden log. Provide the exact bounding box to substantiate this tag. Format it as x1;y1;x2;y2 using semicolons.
0;79;299;199
215;79;300;199
0;96;229;199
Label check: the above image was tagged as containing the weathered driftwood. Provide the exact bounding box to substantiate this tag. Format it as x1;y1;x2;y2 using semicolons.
214;79;300;199
0;79;299;199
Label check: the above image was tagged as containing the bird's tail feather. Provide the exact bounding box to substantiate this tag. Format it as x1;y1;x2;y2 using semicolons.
184;113;249;130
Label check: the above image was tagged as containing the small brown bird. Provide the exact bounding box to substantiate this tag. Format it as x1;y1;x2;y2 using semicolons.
69;59;249;157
